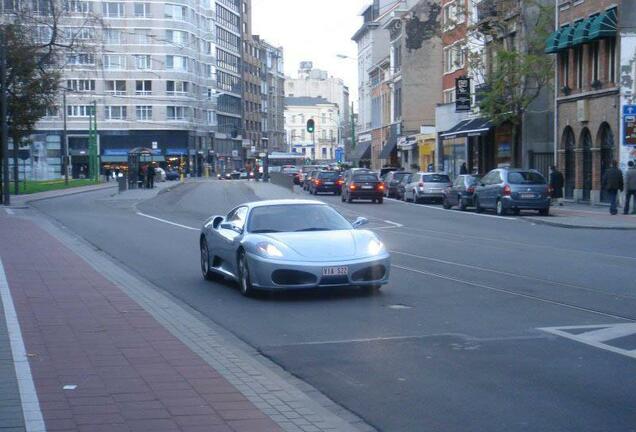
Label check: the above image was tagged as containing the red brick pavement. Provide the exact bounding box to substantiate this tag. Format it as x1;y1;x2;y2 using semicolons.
0;213;282;432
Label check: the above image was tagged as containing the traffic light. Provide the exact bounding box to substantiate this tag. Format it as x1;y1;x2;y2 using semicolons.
306;119;315;133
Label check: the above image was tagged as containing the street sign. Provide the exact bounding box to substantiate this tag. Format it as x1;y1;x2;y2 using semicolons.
151;141;158;150
455;77;471;112
259;152;266;158
623;105;636;146
251;146;256;153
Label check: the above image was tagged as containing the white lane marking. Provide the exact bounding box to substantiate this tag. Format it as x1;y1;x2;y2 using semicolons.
391;264;634;322
383;220;404;228
0;259;46;432
539;323;636;360
385;197;517;220
136;212;199;231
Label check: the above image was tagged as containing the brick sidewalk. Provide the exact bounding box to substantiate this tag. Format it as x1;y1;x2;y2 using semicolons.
0;212;282;432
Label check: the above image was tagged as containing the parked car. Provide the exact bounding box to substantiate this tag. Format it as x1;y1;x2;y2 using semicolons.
165;170;180;181
473;168;551;216
403;173;452;203
442;174;481;210
383;171;410;198
379;166;400;178
395;173;412;201
309;171;341;195
341;171;384;203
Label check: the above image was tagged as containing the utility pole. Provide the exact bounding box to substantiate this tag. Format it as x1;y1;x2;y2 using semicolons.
62;90;68;185
0;32;9;205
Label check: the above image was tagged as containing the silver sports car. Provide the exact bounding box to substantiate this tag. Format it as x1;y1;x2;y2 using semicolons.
199;200;391;296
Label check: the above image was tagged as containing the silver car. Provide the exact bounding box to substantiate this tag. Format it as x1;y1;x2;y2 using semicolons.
199;200;391;296
403;172;452;203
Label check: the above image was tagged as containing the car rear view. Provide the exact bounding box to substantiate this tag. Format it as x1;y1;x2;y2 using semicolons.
506;170;551;215
419;173;452;202
311;171;340;195
343;173;385;203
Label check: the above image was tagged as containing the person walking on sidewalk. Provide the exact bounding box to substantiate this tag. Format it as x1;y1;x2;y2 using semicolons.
624;161;636;215
147;163;156;189
602;160;624;215
549;165;564;206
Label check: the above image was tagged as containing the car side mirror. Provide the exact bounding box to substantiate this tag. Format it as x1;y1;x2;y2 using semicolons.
220;222;242;234
212;216;224;229
352;217;369;228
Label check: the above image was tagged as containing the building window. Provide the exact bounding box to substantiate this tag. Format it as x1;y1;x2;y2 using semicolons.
65;0;91;13
66;53;95;65
136;106;152;120
443;88;455;104
166;29;187;45
321;147;327;158
134;54;151;70
102;2;124;17
166;80;188;95
442;1;464;30
104;28;121;44
105;80;126;95
164;3;187;20
574;46;583;89
103;54;126;70
133;2;150;17
166;55;187;71
67;105;93;117
67;79;95;92
607;38;616;83
444;43;464;74
135;80;152;95
560;50;569;88
207;110;216;125
167;106;186;120
104;106;127;120
591;41;600;83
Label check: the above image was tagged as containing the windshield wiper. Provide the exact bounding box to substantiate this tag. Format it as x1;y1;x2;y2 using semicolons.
295;227;330;232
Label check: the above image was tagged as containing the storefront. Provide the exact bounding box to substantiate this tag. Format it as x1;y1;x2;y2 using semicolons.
440;118;493;177
417;133;436;172
397;136;418;170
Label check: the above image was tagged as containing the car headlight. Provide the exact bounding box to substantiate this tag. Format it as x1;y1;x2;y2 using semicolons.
367;239;385;256
256;242;284;258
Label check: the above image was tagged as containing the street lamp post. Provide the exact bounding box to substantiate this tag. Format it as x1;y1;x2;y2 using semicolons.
0;32;9;205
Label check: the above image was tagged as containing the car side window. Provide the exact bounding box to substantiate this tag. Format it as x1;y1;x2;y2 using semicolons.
226;206;247;230
481;173;492;185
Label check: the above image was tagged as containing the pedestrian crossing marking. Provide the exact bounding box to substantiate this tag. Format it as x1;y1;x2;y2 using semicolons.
538;323;636;360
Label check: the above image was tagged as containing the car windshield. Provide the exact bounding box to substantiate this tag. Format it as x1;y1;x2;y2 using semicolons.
466;176;481;185
248;204;352;233
353;174;378;182
508;171;546;184
422;174;450;183
318;172;338;180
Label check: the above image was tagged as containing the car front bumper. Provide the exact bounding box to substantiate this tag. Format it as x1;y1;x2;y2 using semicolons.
246;252;391;290
349;190;383;199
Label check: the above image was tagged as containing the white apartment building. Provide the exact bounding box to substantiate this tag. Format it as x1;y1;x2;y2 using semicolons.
3;0;246;179
285;97;339;161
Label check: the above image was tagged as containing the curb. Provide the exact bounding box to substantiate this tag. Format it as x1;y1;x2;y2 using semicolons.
521;216;636;230
3;183;117;208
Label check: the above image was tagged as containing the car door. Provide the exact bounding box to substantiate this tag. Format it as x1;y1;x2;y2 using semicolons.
449;176;462;206
477;172;493;207
217;206;247;276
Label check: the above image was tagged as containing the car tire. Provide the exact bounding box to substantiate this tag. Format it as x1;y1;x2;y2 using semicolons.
539;207;550;216
200;239;216;281
442;196;452;209
377;197;383;204
496;199;507;216
459;197;467;211
475;197;484;213
238;251;254;297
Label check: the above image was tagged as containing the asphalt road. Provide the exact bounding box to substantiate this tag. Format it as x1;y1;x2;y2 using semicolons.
34;180;636;432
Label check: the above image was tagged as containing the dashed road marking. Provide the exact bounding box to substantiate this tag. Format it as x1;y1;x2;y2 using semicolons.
384;220;404;228
539;323;636;360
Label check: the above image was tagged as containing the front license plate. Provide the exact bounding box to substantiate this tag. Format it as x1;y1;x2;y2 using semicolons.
362;185;373;189
324;182;334;185
521;193;535;199
322;266;348;276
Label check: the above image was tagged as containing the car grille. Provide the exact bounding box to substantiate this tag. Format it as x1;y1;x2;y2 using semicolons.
320;275;349;285
351;265;386;282
272;270;317;286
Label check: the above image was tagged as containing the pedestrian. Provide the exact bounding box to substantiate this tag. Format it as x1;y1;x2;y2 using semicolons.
602;160;624;215
460;162;468;175
105;167;111;182
624;160;636;215
147;163;156;189
549;165;564;206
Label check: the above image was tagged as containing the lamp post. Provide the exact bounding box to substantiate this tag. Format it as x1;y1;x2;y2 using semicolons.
0;32;9;205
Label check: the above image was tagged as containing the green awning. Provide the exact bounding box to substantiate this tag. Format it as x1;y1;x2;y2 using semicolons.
571;19;593;45
556;25;575;50
587;8;617;40
545;28;562;54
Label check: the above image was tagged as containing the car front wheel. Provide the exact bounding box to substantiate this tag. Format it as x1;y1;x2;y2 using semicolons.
238;252;254;297
200;239;216;281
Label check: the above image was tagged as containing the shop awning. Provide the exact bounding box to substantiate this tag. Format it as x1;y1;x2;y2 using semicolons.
441;118;492;140
587;8;617;41
571;18;593;45
379;141;397;159
351;141;371;161
556;24;575;50
101;156;127;163
544;27;563;54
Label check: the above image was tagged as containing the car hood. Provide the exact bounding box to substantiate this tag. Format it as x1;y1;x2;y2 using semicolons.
251;230;379;261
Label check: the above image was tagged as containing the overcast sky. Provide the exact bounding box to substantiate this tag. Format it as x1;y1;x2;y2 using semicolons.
251;0;369;104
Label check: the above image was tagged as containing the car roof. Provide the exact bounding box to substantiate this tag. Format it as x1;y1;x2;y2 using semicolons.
247;199;325;209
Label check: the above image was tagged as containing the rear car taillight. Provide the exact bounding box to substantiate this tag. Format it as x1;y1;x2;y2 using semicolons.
349;184;357;191
377;182;385;191
337;179;344;185
503;184;512;196
314;179;321;185
467;187;475;194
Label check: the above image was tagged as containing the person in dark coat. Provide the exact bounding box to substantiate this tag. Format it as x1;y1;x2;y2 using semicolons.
460;162;468;175
147;163;156;189
549;165;564;206
602;160;624;215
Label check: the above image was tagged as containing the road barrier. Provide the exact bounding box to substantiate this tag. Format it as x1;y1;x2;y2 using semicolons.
269;172;294;191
